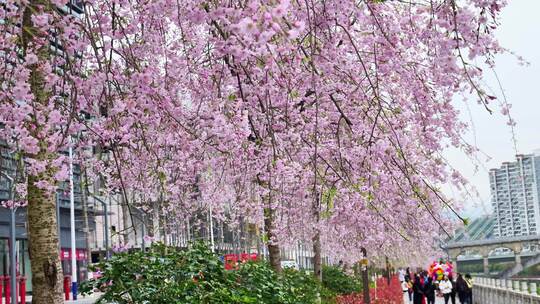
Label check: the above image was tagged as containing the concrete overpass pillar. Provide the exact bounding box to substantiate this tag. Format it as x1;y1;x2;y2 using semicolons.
483;256;489;275
515;253;521;265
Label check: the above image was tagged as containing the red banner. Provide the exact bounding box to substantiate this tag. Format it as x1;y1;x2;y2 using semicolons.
224;253;257;270
59;248;87;261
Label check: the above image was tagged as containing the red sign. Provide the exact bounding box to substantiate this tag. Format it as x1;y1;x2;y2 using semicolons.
77;250;87;260
60;249;87;261
224;253;257;270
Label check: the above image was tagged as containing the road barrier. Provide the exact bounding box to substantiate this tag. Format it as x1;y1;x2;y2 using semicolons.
64;275;72;300
18;277;26;303
0;276;28;304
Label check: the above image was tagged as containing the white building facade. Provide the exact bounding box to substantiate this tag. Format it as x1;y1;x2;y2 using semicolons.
490;153;540;238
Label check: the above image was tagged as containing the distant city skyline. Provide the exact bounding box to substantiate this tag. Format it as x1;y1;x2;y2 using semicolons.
443;1;540;219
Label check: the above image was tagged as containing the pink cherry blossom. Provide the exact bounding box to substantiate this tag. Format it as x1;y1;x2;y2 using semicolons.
0;0;511;268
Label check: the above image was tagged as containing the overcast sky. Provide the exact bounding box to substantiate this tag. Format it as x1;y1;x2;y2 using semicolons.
443;1;540;218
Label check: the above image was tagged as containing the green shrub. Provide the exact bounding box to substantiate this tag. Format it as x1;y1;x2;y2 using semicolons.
322;265;362;295
80;242;238;303
80;242;334;303
281;267;321;303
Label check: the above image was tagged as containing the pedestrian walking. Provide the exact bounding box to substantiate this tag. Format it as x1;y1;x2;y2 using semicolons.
439;274;453;304
456;273;471;304
449;274;457;304
424;276;436;304
465;273;473;304
402;279;410;296
406;275;414;303
412;274;425;304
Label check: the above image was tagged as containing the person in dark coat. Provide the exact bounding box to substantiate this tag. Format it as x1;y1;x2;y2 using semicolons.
456;273;471;304
424;276;436;304
448;273;457;304
412;274;425;304
465;273;473;304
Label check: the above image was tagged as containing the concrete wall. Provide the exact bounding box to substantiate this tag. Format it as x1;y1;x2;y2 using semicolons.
473;277;540;304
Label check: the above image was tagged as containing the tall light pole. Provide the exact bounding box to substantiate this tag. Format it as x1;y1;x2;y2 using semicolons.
10;196;16;304
1;172;17;304
141;213;146;252
209;206;215;252
69;141;78;300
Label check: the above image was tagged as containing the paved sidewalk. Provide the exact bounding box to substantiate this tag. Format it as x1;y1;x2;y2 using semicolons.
65;293;103;304
402;293;450;303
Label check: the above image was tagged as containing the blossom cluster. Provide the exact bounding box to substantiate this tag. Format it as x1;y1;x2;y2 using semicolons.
0;0;508;263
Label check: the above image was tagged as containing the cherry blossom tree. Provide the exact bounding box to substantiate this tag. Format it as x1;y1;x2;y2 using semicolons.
1;0;508;301
0;0;88;301
162;0;506;276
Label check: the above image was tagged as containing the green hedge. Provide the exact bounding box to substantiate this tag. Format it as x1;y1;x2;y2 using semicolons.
322;265;362;295
81;243;327;304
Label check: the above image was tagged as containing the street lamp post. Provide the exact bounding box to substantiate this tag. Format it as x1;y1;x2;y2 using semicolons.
1;172;18;304
56;193;60;246
10;204;16;304
209;206;215;253
69;142;78;300
141;213;146;252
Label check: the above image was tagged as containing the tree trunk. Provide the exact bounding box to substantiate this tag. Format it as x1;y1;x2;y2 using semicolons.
121;195;132;246
28;172;64;304
385;256;391;285
312;231;322;281
163;213;169;246
263;206;281;273
312;193;322;281
361;247;370;304
22;0;64;302
256;224;261;257
152;200;161;242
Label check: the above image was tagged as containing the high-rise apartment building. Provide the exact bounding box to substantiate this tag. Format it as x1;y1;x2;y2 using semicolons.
490;152;540;238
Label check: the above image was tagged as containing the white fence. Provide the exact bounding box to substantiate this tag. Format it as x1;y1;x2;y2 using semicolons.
473;277;540;304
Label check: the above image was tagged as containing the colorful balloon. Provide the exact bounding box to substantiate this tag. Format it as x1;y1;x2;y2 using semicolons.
428;260;453;280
